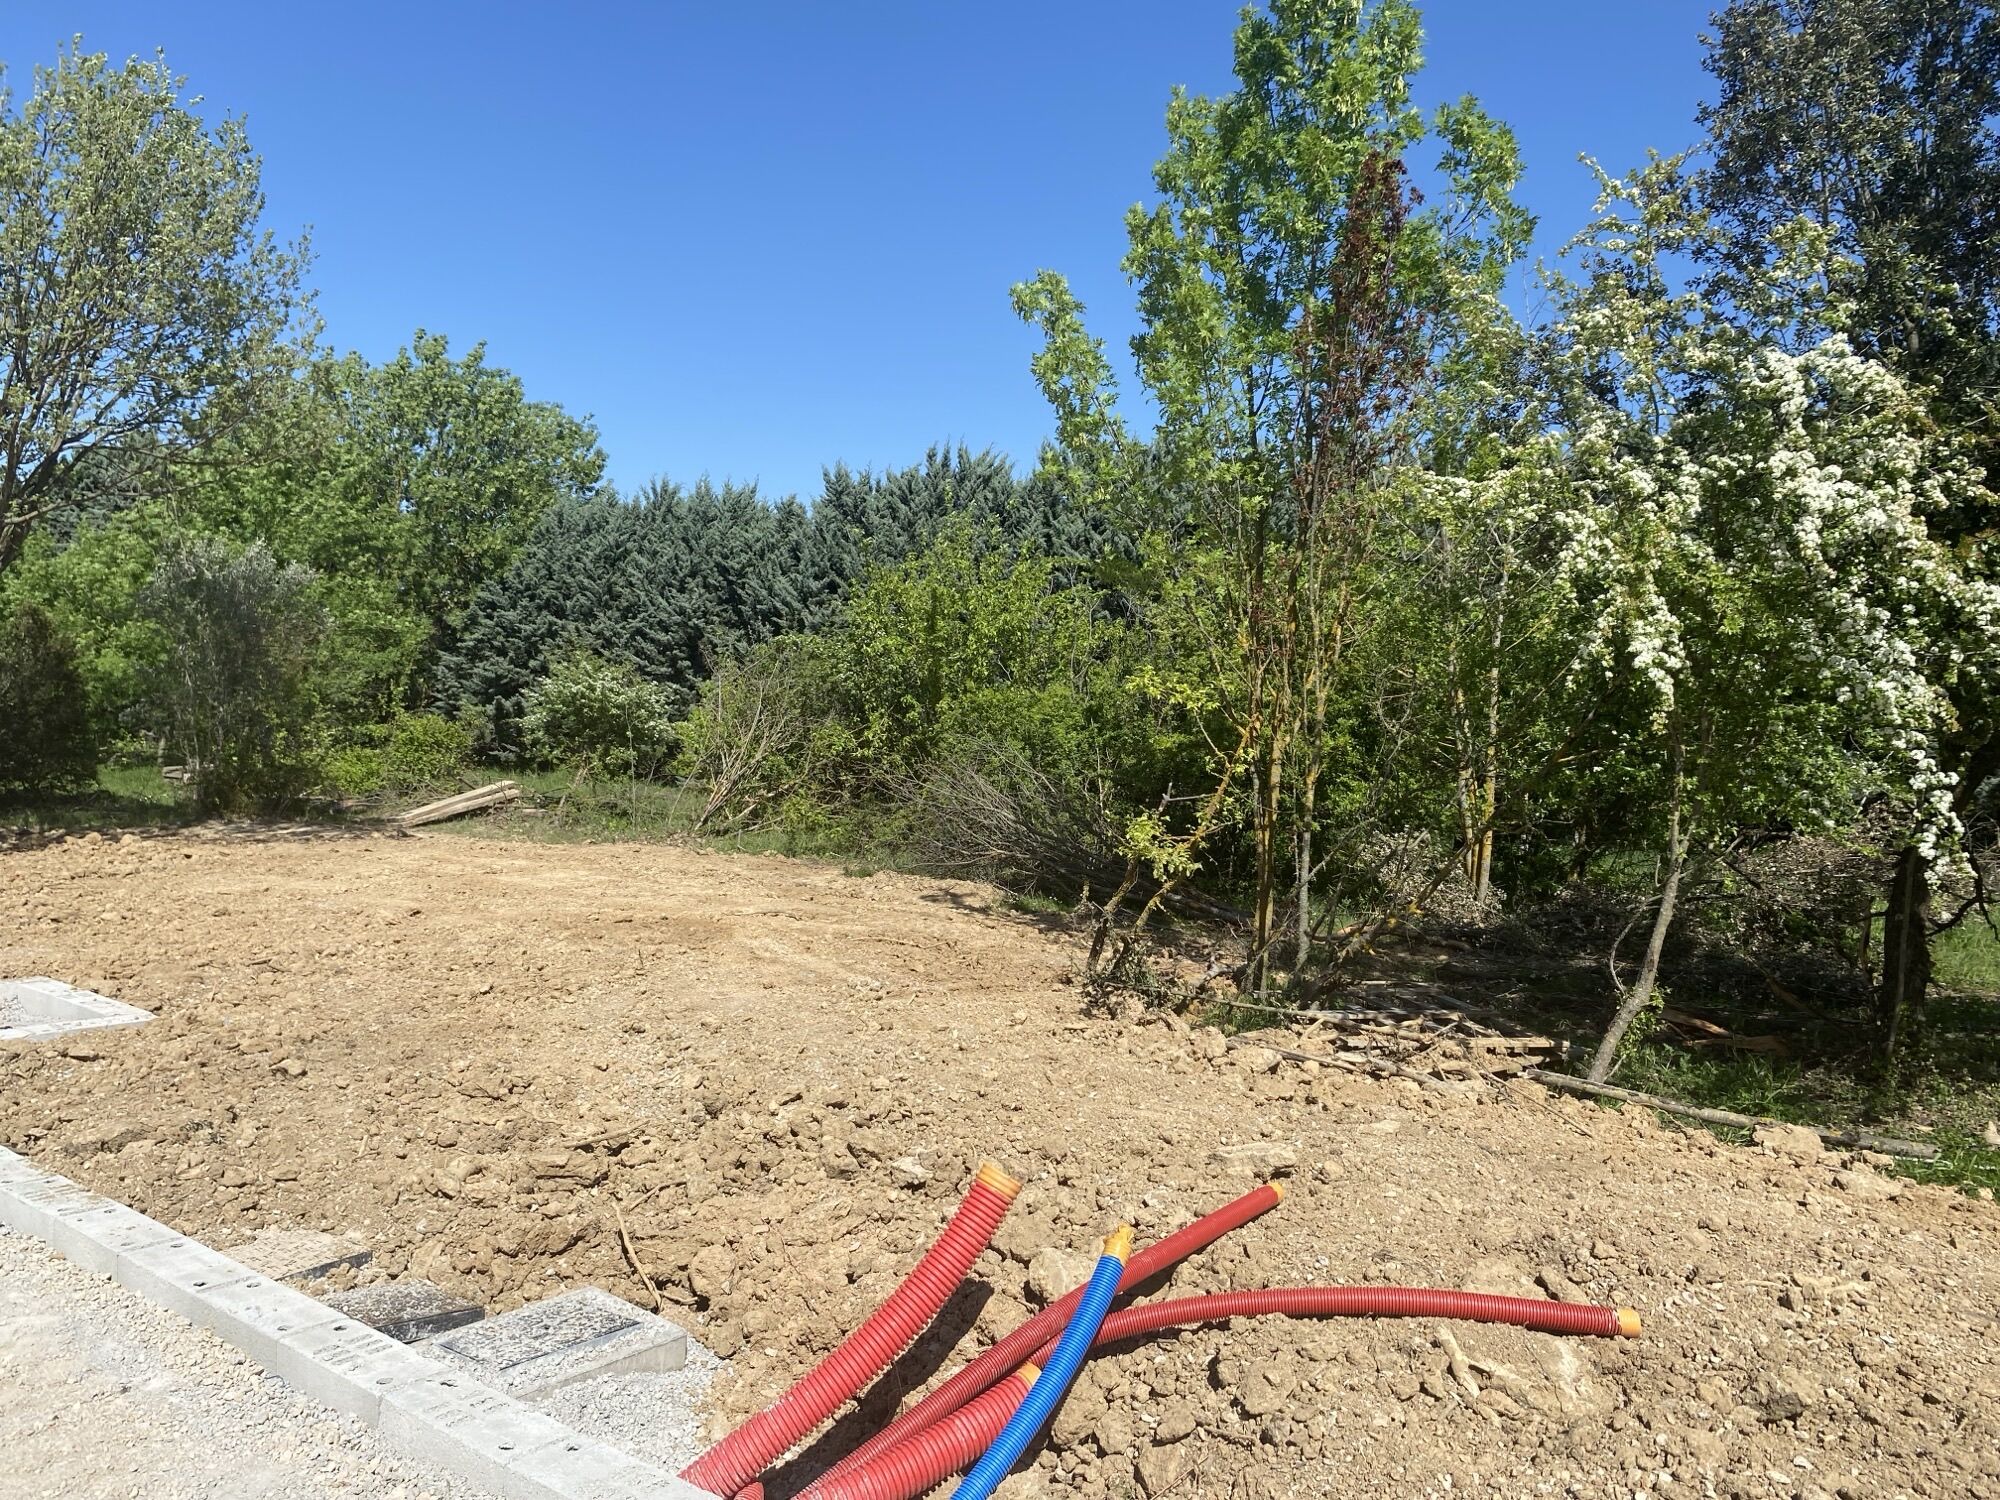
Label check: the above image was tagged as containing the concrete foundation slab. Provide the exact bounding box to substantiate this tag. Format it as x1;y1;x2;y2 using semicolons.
0;977;151;1042
228;1226;372;1283
427;1286;687;1398
325;1278;484;1342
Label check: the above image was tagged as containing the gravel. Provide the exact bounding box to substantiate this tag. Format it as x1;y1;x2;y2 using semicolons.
0;1226;488;1500
537;1342;722;1475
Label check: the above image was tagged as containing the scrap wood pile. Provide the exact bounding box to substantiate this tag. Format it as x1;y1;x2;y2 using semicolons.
397;780;520;828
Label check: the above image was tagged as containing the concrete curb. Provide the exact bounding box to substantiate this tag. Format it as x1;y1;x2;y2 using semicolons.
0;1145;713;1500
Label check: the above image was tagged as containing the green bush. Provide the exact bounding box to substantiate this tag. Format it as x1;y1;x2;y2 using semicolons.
0;603;100;797
138;537;331;812
381;712;472;792
323;745;386;797
522;649;679;778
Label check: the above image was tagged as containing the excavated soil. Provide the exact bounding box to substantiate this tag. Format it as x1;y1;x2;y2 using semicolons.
3;825;1997;1500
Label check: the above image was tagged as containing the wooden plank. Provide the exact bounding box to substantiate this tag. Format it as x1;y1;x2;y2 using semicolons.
398;781;520;828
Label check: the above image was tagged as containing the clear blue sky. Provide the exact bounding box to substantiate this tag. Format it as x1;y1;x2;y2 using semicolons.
5;3;1713;502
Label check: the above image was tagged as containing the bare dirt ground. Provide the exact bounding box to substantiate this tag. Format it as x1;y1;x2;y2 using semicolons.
3;826;1997;1500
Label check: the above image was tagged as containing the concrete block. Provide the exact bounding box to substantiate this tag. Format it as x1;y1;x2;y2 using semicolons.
0;1145;59;1185
427;1286;687;1397
227;1226;372;1283
44;1200;182;1276
278;1315;441;1420
0;1173;104;1240
505;1433;705;1500
379;1373;581;1500
324;1278;483;1342
188;1272;347;1376
113;1235;260;1323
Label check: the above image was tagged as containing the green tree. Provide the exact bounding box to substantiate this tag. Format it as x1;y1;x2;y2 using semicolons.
1698;0;2000;1043
340;332;604;643
137;537;331;811
0;42;308;571
0;602;97;796
1014;0;1528;983
1528;160;1998;1074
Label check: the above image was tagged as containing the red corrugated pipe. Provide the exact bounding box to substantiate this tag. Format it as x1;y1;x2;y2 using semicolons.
809;1287;1638;1500
1032;1285;1643;1361
818;1181;1285;1483
681;1161;1023;1499
793;1364;1040;1500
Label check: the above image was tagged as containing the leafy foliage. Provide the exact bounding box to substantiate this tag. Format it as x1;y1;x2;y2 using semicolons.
380;713;473;793
0;42;308;570
521;650;680;778
0;603;98;796
137;537;331;811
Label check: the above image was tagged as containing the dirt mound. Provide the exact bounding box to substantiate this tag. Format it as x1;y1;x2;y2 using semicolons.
3;828;1997;1498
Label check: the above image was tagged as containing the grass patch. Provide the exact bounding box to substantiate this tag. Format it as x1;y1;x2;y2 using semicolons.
2;763;202;834
1605;1012;2000;1194
1934;920;2000;990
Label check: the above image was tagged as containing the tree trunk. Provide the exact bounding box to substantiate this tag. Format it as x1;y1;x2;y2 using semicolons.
1875;842;1930;1061
1589;753;1685;1083
1294;803;1312;979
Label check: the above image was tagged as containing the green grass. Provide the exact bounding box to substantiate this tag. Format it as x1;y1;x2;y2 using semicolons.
425;770;923;870
1935;919;2000;990
1608;1014;2000;1195
2;763;203;833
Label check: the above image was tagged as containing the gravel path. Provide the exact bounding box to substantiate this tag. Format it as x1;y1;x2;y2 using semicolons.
0;1228;486;1500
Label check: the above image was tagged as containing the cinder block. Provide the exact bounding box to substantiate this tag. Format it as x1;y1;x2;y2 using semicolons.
45;1200;182;1276
277;1315;440;1420
379;1373;581;1500
113;1235;260;1322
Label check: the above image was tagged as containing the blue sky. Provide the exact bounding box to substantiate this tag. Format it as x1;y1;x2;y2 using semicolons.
4;3;1713;502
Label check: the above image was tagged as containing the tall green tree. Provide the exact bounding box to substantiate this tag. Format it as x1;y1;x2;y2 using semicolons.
1014;0;1528;983
0;42;308;571
337;332;605;644
1698;0;2000;1044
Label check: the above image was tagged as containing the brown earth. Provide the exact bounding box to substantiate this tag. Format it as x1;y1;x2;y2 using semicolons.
3;825;1997;1500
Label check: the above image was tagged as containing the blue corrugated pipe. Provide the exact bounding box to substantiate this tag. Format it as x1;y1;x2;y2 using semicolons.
951;1226;1132;1500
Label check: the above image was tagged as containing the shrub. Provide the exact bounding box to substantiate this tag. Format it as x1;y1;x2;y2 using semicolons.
0;603;100;797
521;649;679;778
679;635;838;830
138;537;331;812
381;712;472;792
323;745;386;798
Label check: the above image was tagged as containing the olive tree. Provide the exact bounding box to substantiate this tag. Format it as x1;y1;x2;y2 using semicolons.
0;42;307;571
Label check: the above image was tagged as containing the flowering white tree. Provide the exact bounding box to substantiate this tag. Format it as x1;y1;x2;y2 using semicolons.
1527;157;2000;1076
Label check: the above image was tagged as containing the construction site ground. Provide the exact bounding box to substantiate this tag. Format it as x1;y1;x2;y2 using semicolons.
2;825;1996;1500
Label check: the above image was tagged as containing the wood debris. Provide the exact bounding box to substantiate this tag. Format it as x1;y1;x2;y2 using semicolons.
398;780;520;828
